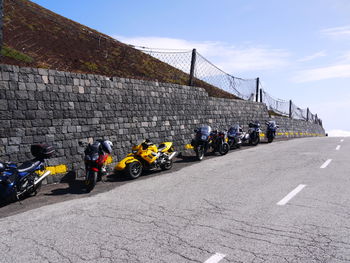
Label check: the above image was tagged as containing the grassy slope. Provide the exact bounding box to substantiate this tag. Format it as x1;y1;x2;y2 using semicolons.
1;0;238;99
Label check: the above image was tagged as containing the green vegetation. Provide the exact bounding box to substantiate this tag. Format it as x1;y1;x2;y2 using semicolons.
84;62;98;71
1;46;34;63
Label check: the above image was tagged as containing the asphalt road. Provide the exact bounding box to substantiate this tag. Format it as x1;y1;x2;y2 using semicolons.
0;137;349;262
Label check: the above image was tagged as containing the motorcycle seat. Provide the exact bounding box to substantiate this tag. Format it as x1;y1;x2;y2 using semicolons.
17;160;42;173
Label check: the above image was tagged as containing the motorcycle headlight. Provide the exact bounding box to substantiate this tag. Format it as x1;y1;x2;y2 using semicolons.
201;135;207;140
132;150;138;154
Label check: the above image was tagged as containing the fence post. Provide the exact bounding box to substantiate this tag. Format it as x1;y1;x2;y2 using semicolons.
289;100;292;118
259;89;263;103
0;0;3;54
255;77;259;102
188;49;197;86
306;108;309;122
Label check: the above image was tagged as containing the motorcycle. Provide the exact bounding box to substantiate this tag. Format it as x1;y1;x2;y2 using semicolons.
227;124;243;149
266;121;278;143
210;129;229;155
79;139;113;192
0;144;55;203
114;139;177;179
191;126;229;161
241;122;261;146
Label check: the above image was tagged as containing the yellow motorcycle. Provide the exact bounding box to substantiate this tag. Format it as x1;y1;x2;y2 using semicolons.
114;139;177;179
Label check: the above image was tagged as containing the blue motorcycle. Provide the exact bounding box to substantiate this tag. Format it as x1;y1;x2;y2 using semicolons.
266;121;279;143
0;144;54;203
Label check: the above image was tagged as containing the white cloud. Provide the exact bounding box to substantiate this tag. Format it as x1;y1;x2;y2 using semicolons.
321;25;350;39
292;63;350;83
115;36;290;73
327;130;350;137
297;51;327;62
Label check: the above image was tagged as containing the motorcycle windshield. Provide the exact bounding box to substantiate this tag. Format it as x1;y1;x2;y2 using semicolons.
198;126;212;136
267;121;276;128
85;142;100;160
228;125;240;136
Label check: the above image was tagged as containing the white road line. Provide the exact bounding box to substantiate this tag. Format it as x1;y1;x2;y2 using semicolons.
320;159;332;169
277;184;306;206
336;145;341;151
204;253;226;263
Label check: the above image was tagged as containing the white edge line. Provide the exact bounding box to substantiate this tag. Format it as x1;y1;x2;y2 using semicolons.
204;253;226;263
320;159;332;169
336;145;341;151
277;184;306;206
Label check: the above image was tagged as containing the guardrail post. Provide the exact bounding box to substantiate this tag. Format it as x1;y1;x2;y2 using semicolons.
0;0;3;54
289;100;292;118
255;77;259;102
306;108;309;122
188;49;197;86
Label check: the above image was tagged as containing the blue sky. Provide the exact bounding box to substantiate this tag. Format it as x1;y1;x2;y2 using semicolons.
31;0;350;135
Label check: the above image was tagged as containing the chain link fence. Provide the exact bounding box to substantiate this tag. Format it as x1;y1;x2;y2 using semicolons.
261;89;290;116
260;88;322;125
138;48;257;101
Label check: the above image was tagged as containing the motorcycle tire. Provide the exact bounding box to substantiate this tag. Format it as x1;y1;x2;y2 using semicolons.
250;135;260;146
126;161;143;179
267;136;274;143
219;143;229;155
85;170;97;193
160;159;173;171
196;146;205;161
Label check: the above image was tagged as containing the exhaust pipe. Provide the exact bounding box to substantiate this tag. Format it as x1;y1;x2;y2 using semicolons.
168;152;178;160
34;170;51;186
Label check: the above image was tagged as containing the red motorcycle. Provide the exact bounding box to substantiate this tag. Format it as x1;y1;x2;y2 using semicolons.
79;140;113;192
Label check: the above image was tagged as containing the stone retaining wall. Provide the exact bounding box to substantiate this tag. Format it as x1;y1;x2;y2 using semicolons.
0;64;325;183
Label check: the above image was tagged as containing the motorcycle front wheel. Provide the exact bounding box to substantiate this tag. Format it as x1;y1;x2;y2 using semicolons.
161;159;173;171
219;143;229;155
126;161;143;179
85;170;97;193
195;146;205;161
250;134;260;146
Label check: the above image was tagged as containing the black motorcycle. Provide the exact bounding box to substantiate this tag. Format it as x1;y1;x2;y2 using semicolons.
191;125;212;161
227;124;243;149
191;126;229;161
211;129;229;155
266;121;278;143
0;144;55;203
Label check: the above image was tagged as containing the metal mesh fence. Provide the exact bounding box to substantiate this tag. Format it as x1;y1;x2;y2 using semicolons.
138;48;193;75
138;48;257;101
291;102;307;120
194;52;257;101
261;90;289;116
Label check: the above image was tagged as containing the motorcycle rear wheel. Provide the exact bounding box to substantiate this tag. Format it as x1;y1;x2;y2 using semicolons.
126;161;143;179
267;136;274;143
85;171;97;193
